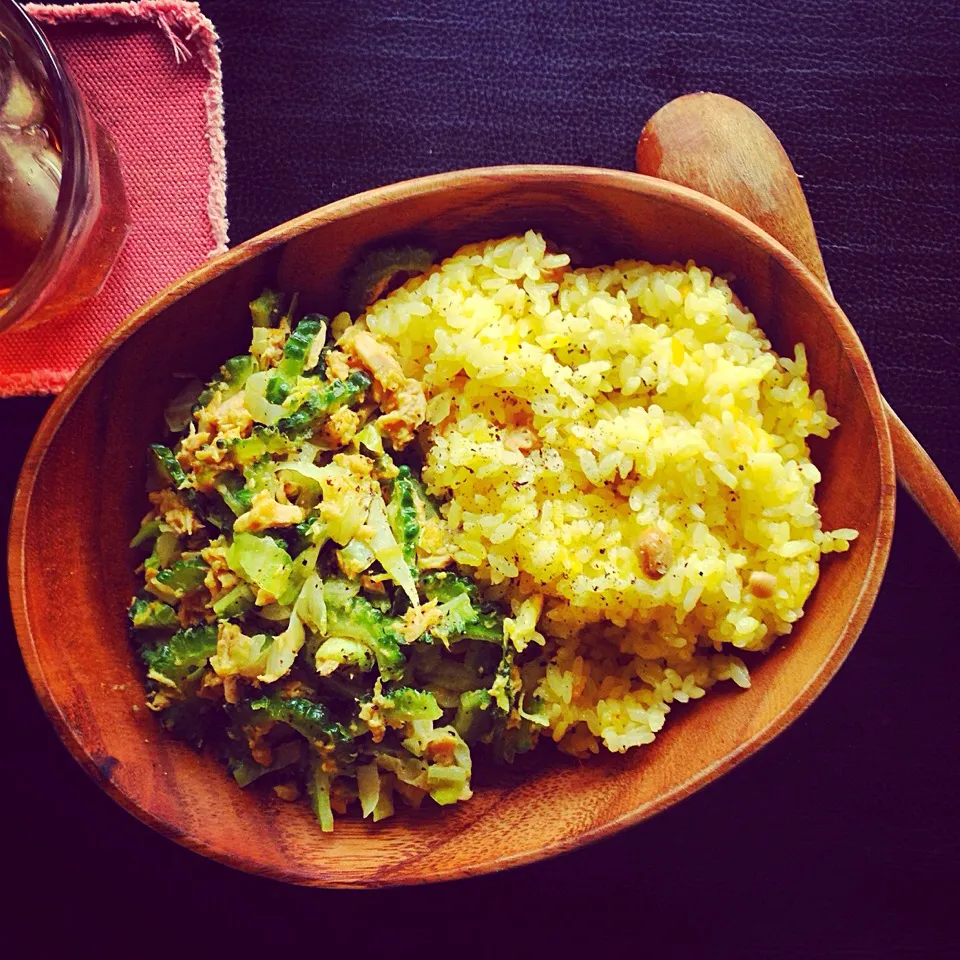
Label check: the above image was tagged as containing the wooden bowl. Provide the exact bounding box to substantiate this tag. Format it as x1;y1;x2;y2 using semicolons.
8;166;896;886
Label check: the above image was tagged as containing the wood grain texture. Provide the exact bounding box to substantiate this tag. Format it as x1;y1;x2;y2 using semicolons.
637;92;960;557
636;92;830;289
8;166;896;886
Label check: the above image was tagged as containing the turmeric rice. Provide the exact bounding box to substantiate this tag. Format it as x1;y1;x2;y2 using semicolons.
358;231;856;757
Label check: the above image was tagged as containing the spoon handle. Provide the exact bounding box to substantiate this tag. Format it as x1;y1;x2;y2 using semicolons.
883;400;960;555
637;92;960;557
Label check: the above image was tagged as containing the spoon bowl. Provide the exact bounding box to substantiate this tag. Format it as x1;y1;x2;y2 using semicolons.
8;166;895;886
636;92;960;556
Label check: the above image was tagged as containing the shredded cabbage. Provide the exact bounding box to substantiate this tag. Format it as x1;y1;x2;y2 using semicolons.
244;370;287;425
356;763;380;818
373;775;394;822
315;461;377;545
315;636;374;674
303;319;328;371
270;459;328;484
336;537;376;578
297;572;328;635
209;623;271;678
362;495;419;609
401;724;473;805
308;760;334;833
354;422;383;455
258;604;306;683
226;532;292;603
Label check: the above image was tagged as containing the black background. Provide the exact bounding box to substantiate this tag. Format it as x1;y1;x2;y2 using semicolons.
3;1;959;956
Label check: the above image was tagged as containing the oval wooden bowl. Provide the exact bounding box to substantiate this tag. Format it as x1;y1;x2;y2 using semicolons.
9;166;896;886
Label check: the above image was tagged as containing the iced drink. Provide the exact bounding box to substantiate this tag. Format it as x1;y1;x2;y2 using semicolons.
0;30;62;293
0;12;128;334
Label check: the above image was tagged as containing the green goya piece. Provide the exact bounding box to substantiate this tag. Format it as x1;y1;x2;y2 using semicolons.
141;624;217;689
453;689;493;743
196;354;256;408
422;582;504;645
250;696;351;751
249;289;283;328
149;443;187;489
211;582;255;618
386;465;420;567
381;687;442;723
230;740;303;788
419;571;479;604
130;516;162;549
277;370;371;437
230;426;301;467
322;582;405;680
128;597;178;630
215;472;253;517
265;316;326;404
221;354;256;391
152;557;207;597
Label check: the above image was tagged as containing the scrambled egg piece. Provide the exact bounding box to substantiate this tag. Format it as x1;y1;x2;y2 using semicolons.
398;598;443;643
201;537;239;601
338;328;426;449
324;348;352;382
416;516;455;571
209;621;269;679
318;405;361;446
149;489;201;536
377;379;427;450
251;326;287;368
234;489;305;533
358;699;387;743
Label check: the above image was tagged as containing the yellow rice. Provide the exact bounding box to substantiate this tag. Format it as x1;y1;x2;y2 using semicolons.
342;231;856;757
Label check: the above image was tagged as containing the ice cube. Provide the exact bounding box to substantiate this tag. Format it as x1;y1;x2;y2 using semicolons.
2;63;46;127
0;32;12;107
0;124;61;284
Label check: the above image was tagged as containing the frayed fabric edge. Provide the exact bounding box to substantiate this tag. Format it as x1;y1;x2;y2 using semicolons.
0;365;75;397
24;1;229;256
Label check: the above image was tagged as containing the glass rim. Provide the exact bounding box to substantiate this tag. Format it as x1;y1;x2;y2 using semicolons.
0;0;94;334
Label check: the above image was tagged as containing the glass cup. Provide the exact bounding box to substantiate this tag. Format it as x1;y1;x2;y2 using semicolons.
0;0;128;334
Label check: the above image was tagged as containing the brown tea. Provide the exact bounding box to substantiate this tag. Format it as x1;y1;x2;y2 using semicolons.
0;29;62;293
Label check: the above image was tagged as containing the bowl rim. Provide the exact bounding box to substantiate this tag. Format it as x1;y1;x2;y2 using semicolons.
7;165;897;886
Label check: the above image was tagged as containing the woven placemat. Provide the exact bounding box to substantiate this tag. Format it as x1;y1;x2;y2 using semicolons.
0;0;227;395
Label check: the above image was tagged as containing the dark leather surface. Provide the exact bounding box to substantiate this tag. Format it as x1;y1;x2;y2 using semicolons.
2;1;958;955
208;0;960;486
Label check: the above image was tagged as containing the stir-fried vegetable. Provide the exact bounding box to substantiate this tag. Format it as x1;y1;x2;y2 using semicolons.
147;557;207;601
128;281;545;833
346;245;437;315
249;695;352;751
141;624;218;691
249;289;283;328
128;597;178;630
148;443;187;490
226;532;294;603
322;581;405;679
386;466;420;567
277;370;371;437
265;315;326;404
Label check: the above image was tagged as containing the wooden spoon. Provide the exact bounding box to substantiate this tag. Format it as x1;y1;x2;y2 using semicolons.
636;92;960;557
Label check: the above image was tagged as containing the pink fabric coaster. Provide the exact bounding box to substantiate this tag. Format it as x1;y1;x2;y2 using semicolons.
0;0;227;396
